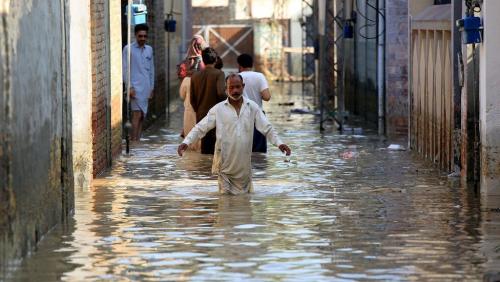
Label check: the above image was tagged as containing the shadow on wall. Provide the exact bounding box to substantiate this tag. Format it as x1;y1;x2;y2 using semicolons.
0;5;15;266
344;71;378;126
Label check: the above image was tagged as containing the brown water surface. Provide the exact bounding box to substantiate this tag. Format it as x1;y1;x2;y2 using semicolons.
5;83;500;281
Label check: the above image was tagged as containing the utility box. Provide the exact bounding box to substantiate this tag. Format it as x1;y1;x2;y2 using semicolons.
343;22;354;38
456;16;482;44
125;4;148;25
164;15;176;32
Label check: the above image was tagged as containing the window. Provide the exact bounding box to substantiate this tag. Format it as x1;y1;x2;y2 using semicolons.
435;0;451;4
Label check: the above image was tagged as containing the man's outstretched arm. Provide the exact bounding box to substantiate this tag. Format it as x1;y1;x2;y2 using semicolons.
255;109;291;156
178;108;217;156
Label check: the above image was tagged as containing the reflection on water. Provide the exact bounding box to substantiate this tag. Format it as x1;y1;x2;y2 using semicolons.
4;83;500;281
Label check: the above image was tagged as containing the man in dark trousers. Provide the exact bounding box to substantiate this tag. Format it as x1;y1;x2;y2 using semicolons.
237;54;271;152
190;47;226;154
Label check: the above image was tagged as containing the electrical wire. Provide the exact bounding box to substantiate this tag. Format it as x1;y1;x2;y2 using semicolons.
355;0;385;40
355;0;376;23
356;0;385;39
465;0;482;15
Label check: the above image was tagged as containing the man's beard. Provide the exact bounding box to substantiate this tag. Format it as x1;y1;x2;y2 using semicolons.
228;93;242;101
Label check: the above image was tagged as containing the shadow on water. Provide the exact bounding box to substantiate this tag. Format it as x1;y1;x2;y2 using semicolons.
4;82;500;281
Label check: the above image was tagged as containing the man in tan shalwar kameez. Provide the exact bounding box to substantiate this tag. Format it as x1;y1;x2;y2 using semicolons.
178;74;291;194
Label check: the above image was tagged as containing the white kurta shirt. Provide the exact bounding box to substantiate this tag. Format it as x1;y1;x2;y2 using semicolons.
239;71;269;109
122;42;154;114
182;97;283;194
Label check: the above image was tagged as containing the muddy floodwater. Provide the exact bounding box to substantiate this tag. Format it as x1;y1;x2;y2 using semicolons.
5;83;500;281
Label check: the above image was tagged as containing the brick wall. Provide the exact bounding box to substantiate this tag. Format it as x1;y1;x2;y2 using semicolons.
91;0;110;176
144;0;166;123
385;0;409;137
91;0;123;176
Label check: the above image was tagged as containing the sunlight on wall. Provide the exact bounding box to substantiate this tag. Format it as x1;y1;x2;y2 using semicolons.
286;0;302;19
0;1;9;14
249;0;302;20
193;0;228;7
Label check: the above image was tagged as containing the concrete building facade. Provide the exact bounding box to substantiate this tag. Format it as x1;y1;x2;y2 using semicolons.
385;0;410;137
0;0;74;268
479;0;500;196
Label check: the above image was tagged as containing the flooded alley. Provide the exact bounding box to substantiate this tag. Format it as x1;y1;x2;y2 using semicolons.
4;83;500;281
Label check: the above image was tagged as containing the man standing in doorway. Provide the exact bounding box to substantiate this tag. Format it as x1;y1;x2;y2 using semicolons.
190;47;226;154
178;74;291;194
122;24;154;141
237;54;271;153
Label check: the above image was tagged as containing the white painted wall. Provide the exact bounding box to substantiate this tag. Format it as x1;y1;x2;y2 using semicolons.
193;0;228;7
234;0;250;19
479;0;500;195
69;0;93;190
250;0;302;19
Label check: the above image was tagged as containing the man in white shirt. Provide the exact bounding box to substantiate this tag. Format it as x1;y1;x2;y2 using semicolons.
177;74;291;195
122;24;155;141
237;54;271;153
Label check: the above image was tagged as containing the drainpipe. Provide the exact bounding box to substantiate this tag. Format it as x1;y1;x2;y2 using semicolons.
167;1;174;119
377;0;385;136
318;0;326;131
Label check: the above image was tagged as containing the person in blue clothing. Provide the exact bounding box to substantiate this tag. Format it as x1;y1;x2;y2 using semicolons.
122;24;155;141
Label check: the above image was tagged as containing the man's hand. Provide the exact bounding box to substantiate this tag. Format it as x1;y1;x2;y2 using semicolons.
177;143;188;156
261;88;271;101
129;87;136;99
279;144;291;156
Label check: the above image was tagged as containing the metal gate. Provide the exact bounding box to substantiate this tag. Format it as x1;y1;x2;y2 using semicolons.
409;9;454;171
193;25;254;72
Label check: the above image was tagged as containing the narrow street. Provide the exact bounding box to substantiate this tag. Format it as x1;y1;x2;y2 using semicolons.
7;83;500;281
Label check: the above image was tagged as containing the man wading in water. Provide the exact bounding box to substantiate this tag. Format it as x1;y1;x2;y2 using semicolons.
177;74;291;194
